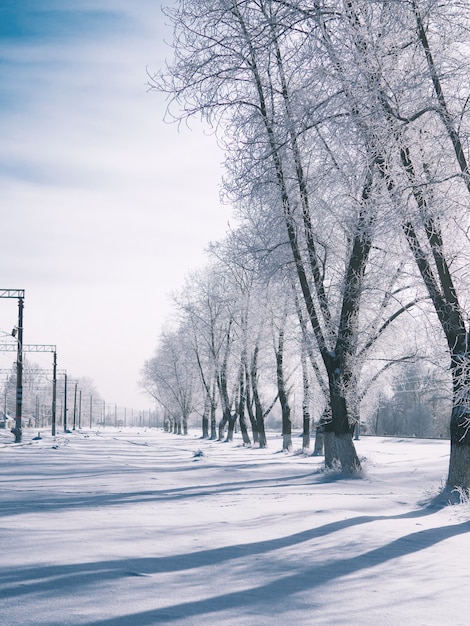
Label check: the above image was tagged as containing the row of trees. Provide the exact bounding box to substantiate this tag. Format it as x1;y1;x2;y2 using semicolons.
141;255;446;440
144;1;470;492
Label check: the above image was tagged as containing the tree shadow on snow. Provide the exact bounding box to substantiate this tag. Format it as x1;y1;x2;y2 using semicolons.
90;518;470;625
1;505;468;623
0;470;317;518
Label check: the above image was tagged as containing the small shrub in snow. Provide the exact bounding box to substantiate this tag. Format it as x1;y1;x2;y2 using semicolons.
451;486;470;506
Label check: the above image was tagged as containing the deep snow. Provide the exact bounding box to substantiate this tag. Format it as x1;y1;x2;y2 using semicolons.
0;427;469;625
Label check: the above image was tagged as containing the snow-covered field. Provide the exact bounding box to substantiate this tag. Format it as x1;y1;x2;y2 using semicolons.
0;427;469;625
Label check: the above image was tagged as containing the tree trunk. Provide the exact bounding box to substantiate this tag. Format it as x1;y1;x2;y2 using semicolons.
257;413;267;448
253;391;267;448
226;413;237;442
252;379;267;447
239;413;251;445
446;356;470;495
237;366;251;445
324;361;361;473
329;402;360;474
276;329;293;452
313;424;324;456
201;388;210;438
301;338;311;451
447;441;470;499
323;426;336;468
215;318;233;442
210;380;217;440
210;405;217;439
313;407;329;456
218;408;230;441
245;364;258;444
251;344;267;448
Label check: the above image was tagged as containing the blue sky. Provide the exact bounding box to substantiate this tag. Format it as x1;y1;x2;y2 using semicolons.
0;1;124;40
0;1;229;410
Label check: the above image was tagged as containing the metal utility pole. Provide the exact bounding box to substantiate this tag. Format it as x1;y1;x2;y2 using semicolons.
63;372;68;432
52;351;57;436
14;296;24;442
0;289;25;442
0;345;58;436
73;382;78;430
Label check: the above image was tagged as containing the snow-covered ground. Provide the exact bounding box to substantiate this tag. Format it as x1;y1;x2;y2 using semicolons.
0;427;469;625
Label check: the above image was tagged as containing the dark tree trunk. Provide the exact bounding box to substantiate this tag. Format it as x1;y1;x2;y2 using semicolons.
256;410;267;448
319;350;361;473
239;411;251;444
446;353;470;494
323;430;337;468
216;322;233;442
251;344;267;448
276;328;293;452
237;361;251;445
218;407;231;441
447;408;470;496
210;380;217;440
252;377;266;448
245;364;258;444
201;392;210;439
210;405;217;440
313;423;324;456
226;413;237;442
301;338;311;451
302;416;311;451
313;406;329;456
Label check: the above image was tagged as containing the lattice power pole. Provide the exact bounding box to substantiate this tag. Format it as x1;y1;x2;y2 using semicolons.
0;289;25;442
0;343;58;436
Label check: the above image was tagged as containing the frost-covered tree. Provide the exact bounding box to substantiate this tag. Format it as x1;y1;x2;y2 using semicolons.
152;0;390;472
149;0;470;488
328;0;470;493
142;326;197;434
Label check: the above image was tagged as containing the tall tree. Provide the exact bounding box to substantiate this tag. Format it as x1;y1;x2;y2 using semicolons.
154;0;382;472
142;326;196;434
331;0;470;493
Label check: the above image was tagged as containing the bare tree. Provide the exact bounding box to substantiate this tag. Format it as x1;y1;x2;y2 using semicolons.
329;0;470;493
153;0;383;472
142;326;196;435
151;0;470;483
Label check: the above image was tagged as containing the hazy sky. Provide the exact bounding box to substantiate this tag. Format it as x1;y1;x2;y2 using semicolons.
0;1;230;410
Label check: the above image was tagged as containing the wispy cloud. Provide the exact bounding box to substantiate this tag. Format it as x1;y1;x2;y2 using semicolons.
0;1;229;408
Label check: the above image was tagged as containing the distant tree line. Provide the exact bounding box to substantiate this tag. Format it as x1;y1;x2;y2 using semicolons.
0;362;152;431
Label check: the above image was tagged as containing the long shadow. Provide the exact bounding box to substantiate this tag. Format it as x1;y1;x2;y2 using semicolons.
0;470;318;518
9;516;470;626
67;519;470;626
0;503;453;595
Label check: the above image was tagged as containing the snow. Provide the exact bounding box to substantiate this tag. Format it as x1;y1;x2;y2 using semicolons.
0;428;469;625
